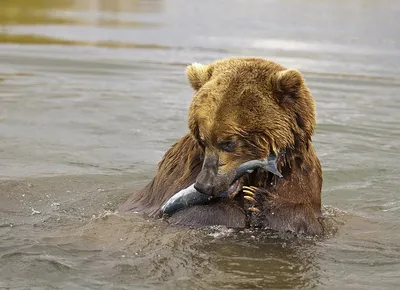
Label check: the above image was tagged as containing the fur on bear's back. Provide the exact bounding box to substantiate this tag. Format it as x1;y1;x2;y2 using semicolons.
120;134;203;216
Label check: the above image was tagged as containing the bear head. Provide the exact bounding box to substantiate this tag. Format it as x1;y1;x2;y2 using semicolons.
186;57;316;197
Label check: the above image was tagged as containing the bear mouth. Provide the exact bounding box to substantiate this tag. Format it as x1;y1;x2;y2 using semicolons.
218;180;241;199
216;153;284;199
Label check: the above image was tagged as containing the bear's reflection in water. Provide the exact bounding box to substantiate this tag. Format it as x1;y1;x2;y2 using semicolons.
55;210;322;289
201;232;319;289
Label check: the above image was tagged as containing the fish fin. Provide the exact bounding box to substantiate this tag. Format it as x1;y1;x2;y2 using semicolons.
265;152;284;178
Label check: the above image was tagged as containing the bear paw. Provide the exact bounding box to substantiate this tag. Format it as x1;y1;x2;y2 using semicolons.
242;185;270;214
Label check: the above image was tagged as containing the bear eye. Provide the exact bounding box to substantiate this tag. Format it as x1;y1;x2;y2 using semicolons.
220;140;237;153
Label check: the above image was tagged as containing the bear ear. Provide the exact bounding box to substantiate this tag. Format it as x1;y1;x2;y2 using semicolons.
270;69;304;101
186;62;213;91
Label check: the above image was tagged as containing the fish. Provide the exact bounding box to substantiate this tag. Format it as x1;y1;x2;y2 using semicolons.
160;153;284;216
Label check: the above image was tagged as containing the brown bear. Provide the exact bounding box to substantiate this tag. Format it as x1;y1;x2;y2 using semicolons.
120;57;323;236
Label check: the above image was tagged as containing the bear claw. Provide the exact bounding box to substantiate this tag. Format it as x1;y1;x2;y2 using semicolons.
242;185;258;195
242;189;255;197
244;195;256;203
248;207;260;212
243;186;258;202
243;186;261;213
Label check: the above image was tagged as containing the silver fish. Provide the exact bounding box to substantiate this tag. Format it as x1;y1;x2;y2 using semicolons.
160;153;284;216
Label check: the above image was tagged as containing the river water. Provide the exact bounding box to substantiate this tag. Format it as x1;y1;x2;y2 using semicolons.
0;0;399;289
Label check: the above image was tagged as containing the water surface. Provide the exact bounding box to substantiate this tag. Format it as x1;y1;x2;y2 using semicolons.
1;0;400;289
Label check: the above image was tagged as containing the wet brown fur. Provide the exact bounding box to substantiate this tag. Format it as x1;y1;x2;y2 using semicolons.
120;57;323;236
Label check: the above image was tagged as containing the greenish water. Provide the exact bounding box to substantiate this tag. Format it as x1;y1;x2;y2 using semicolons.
1;0;399;289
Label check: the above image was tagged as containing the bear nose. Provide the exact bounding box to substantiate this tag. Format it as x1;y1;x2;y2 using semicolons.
194;165;216;195
194;181;213;196
195;152;218;196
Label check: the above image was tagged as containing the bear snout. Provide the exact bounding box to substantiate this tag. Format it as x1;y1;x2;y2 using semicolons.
195;152;219;196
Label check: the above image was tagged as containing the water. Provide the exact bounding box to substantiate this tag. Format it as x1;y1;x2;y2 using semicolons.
1;0;399;289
